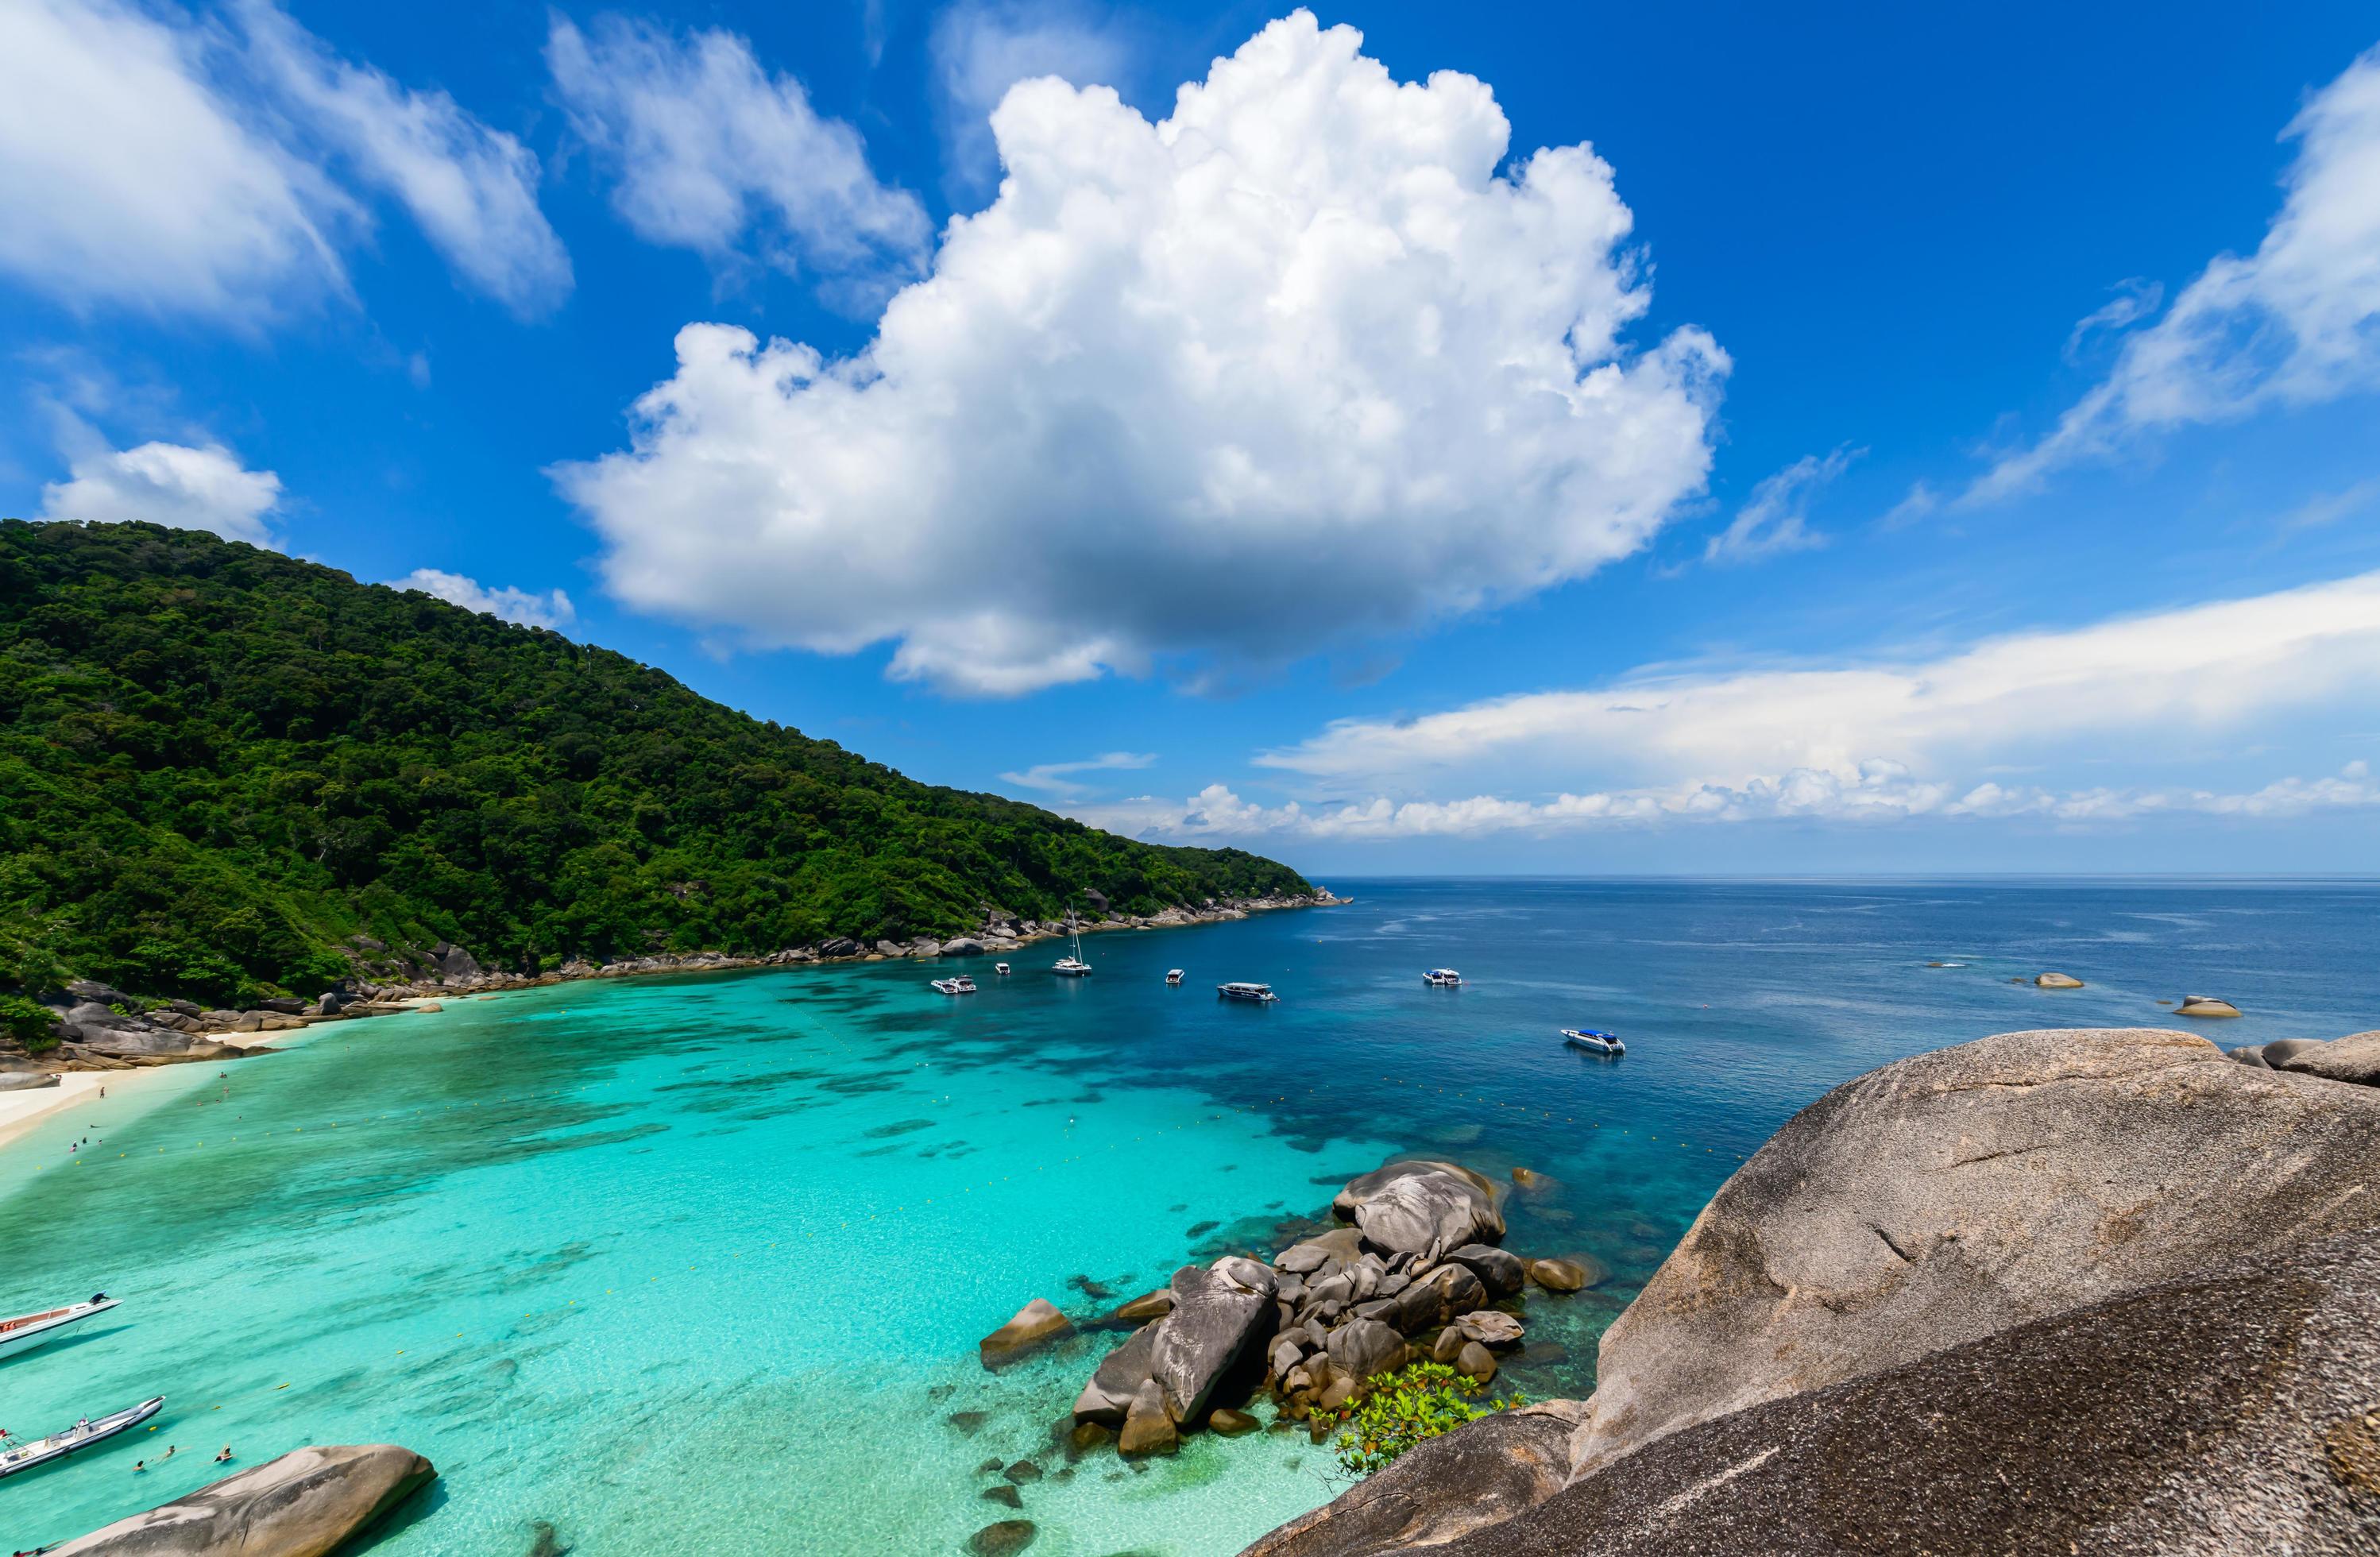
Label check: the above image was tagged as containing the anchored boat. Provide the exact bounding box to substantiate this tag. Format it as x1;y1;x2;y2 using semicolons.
1165;969;1184;985
1217;981;1278;1003
1562;1028;1625;1057
0;1294;118;1362
0;1396;163;1478
1052;910;1092;976
1423;968;1462;987
929;975;977;995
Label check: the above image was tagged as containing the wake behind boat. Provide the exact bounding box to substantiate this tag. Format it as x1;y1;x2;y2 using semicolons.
0;1293;118;1362
0;1395;163;1478
1563;1027;1625;1057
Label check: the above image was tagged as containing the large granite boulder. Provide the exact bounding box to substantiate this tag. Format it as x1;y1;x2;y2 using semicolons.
51;1443;435;1556
1242;1402;1586;1556
1571;1028;2380;1477
941;937;987;958
2264;1031;2380;1087
1072;1321;1158;1425
1151;1256;1277;1422
1323;1316;1407;1380
1333;1161;1504;1256
1413;1227;2380;1556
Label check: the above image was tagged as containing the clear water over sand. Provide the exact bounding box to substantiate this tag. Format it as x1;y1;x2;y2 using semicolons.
3;878;2374;1555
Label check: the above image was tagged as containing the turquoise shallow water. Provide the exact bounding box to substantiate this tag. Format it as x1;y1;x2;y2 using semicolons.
2;877;2375;1555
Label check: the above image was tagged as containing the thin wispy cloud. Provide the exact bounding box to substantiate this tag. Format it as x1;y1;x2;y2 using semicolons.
1703;446;1857;563
1966;44;2380;504
999;750;1155;798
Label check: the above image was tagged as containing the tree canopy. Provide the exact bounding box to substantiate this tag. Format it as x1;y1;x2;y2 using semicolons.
0;520;1309;1004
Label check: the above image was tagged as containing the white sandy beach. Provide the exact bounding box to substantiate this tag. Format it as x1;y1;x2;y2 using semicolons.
0;1066;197;1154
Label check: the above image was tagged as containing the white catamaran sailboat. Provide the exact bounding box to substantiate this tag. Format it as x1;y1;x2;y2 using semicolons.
0;1293;118;1362
1052;910;1091;976
0;1396;163;1478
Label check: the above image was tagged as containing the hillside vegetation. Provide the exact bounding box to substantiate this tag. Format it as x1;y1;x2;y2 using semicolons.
0;521;1308;1005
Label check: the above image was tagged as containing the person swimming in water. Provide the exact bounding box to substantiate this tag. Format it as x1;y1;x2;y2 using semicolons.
214;1445;234;1463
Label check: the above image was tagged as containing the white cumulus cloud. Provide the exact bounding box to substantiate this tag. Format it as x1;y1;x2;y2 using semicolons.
558;11;1725;696
394;569;576;631
1970;43;2380;502
547;14;929;300
38;439;284;544
929;0;1134;197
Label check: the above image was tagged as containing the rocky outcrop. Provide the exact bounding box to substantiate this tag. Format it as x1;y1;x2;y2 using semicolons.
1569;1027;2380;1477
1243;1402;1587;1557
2255;1031;2380;1086
979;1298;1072;1370
1332;1161;1505;1256
2176;995;2243;1018
1405;1227;2380;1557
1152;1257;1277;1421
1072;1321;1157;1425
2032;971;2084;987
52;1443;435;1556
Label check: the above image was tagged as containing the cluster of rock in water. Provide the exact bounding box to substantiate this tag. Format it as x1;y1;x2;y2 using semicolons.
979;1159;1597;1467
12;976;425;1071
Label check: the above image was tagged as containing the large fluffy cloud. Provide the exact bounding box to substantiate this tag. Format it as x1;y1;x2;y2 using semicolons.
38;439;284;544
1970;43;2380;501
558;11;1725;695
0;0;564;321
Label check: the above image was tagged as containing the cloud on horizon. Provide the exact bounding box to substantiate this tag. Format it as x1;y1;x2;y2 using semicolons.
1075;569;2380;841
560;11;1726;697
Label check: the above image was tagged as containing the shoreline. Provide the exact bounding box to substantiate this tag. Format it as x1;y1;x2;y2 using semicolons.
0;1063;203;1155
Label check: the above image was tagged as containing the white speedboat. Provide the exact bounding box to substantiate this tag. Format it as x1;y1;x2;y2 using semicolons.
930;976;977;995
0;1395;163;1478
0;1293;118;1362
1562;1028;1625;1057
994;962;1010;976
1165;968;1184;985
1424;968;1462;987
1217;981;1278;1003
1053;910;1091;976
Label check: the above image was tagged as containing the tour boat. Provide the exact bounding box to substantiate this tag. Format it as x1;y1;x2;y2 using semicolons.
0;1294;118;1362
1424;968;1463;987
1052;911;1092;976
1217;981;1278;1003
930;976;977;995
1562;1028;1625;1057
994;963;1010;976
1165;968;1184;985
0;1396;164;1478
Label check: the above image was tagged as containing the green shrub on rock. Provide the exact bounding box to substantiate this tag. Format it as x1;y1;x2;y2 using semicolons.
0;992;60;1054
1314;1362;1526;1478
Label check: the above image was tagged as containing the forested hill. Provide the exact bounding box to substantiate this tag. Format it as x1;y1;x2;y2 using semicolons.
0;521;1310;1006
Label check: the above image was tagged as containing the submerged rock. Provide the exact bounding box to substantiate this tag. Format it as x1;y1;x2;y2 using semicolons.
1108;1288;1174;1325
1527;1258;1590;1292
967;1519;1037;1556
1333;1161;1505;1256
980;1299;1073;1370
50;1443;435;1556
1570;1027;2380;1478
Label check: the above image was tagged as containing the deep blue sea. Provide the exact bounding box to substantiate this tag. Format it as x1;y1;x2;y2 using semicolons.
2;878;2374;1555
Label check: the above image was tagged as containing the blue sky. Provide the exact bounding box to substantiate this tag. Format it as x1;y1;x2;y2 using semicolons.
6;0;2379;875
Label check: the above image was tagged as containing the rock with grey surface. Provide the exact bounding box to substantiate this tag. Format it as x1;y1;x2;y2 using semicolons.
51;1443;435;1556
1570;1027;2380;1477
1332;1160;1505;1256
2262;1030;2380;1087
1150;1256;1277;1421
1385;1227;2380;1557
